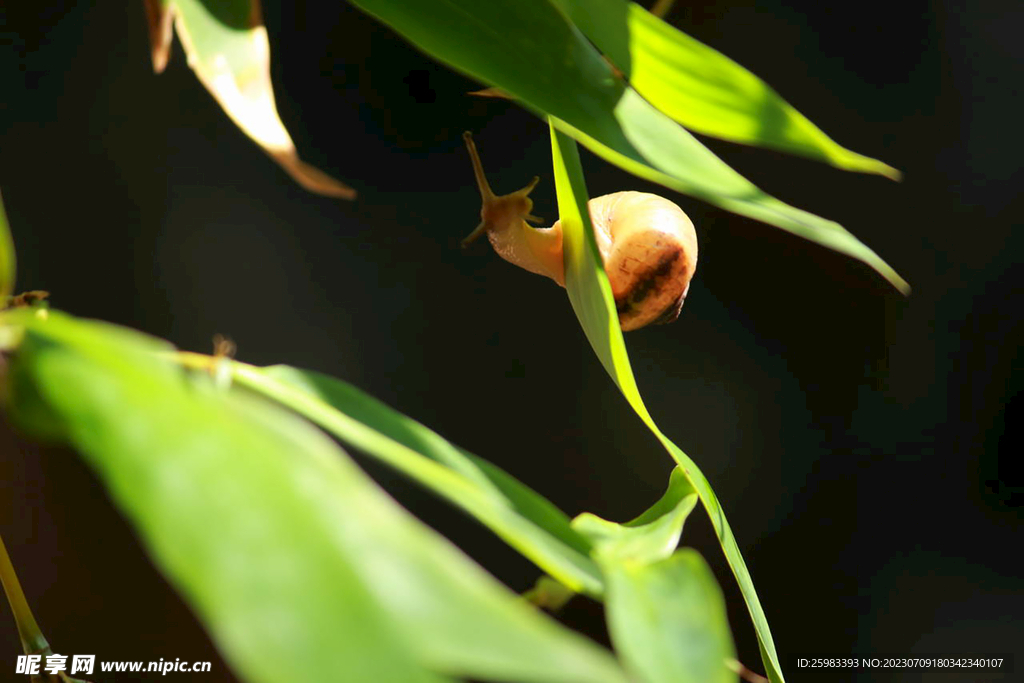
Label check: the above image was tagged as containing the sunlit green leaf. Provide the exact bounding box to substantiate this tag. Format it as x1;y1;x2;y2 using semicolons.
3;311;629;683
4;311;433;683
604;550;736;683
347;0;907;292
143;0;355;198
569;469;733;682
573;468;697;565
550;125;785;683
224;363;605;597
0;191;14;300
549;0;899;178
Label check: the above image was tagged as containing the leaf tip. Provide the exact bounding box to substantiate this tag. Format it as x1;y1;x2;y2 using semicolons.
877;162;903;182
881;265;911;296
840;150;902;181
270;151;357;199
467;86;512;100
142;0;175;74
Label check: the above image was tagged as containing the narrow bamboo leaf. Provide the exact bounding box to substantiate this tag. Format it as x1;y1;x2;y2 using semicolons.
3;311;629;683
0;191;14;300
549;99;909;294
549;0;899;178
259;365;594;560
467;453;592;555
143;0;356;198
346;0;907;292
604;550;736;683
572;468;697;565
222;362;604;596
4;311;434;683
550;126;785;683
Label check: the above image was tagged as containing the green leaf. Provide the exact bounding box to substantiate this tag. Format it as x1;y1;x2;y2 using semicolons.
549;0;899;178
550;126;785;683
4;312;434;683
225;363;605;597
522;575;576;611
568;469;733;682
3;311;629;683
143;0;355;198
0;191;14;300
346;0;907;292
604;550;736;683
572;468;697;565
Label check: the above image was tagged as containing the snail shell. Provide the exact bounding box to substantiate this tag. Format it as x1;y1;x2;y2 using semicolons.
462;132;697;331
575;191;696;331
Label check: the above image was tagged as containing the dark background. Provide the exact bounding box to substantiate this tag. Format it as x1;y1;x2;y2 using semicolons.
1;1;1021;681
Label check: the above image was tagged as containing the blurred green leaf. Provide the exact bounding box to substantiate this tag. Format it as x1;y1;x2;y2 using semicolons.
347;0;907;292
573;468;697;565
550;125;784;682
3;311;629;683
604;550;736;683
550;0;899;178
143;0;356;198
4;311;432;683
522;575;576;611
0;191;14;300
227;363;605;597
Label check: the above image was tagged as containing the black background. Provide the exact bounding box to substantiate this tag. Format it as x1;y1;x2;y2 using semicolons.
1;1;1021;681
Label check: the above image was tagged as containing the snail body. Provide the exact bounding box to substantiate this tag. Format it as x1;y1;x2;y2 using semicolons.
462;132;698;331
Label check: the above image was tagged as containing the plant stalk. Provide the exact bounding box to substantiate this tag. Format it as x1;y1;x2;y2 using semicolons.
0;531;50;655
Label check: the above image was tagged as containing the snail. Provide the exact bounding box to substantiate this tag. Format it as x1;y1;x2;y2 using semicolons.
461;132;698;331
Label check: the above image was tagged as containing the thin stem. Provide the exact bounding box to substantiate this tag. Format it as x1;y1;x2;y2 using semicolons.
727;658;769;683
0;532;50;655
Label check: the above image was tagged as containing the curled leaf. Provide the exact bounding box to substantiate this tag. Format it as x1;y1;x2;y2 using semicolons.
143;0;355;198
572;468;698;565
